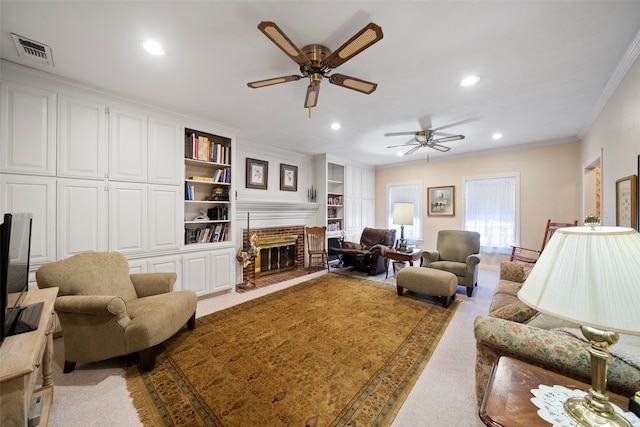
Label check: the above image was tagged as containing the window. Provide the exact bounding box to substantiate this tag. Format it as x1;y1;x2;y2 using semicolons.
387;182;422;244
463;174;519;254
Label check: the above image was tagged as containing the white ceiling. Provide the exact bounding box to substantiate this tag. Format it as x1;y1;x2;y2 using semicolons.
2;1;640;167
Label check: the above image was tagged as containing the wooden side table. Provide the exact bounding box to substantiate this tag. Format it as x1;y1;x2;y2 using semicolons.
0;287;58;427
384;249;423;278
479;356;630;427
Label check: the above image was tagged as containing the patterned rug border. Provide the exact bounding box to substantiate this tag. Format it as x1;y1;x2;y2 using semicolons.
126;273;460;427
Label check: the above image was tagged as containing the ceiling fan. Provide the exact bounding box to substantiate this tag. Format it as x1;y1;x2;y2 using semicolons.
247;21;383;113
385;126;465;156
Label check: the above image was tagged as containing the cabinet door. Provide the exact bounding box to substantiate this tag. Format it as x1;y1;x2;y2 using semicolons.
183;252;210;296
361;169;375;200
0;174;56;264
58;95;107;179
211;249;234;292
57;178;108;258
345;165;362;198
345;197;362;230
109;182;147;255
148;185;181;251
362;199;375;229
109;108;147;182
148;255;182;290
148;116;182;185
0;82;56;176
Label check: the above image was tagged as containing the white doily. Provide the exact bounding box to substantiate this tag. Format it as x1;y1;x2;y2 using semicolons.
530;384;640;427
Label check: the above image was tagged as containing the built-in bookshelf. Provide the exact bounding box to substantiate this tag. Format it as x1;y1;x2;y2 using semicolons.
184;128;232;245
327;162;344;233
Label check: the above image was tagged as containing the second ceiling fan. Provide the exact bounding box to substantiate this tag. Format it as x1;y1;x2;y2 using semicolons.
247;21;383;113
385;121;467;155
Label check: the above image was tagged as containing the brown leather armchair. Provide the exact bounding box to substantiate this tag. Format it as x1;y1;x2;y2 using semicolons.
330;227;396;275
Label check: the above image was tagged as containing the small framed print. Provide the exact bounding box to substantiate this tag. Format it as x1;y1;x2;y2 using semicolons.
246;158;268;190
428;185;455;216
616;174;637;228
280;163;298;191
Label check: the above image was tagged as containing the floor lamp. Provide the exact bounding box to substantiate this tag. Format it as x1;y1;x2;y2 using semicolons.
392;202;414;252
518;226;640;427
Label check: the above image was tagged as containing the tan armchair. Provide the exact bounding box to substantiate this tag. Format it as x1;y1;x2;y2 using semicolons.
36;251;197;373
423;230;481;297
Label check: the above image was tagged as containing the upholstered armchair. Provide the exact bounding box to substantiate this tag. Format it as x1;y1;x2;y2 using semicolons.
36;251;197;373
423;230;481;297
329;227;396;275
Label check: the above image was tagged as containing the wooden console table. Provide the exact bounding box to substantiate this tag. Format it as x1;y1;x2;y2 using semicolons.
479;356;630;427
384;249;423;278
0;287;58;427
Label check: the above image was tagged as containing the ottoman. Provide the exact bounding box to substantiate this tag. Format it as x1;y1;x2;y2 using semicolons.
396;267;458;308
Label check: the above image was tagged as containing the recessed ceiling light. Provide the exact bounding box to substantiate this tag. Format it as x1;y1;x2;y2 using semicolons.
460;75;480;87
396;152;404;157
331;122;341;130
492;133;503;140
142;40;165;56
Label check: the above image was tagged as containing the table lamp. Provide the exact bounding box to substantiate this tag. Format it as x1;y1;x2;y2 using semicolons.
518;225;640;427
393;202;414;252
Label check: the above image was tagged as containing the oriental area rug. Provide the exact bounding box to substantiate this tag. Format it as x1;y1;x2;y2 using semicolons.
125;273;459;427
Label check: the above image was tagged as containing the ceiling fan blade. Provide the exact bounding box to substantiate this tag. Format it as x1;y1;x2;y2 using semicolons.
387;140;419;148
257;21;310;67
323;22;383;69
384;131;420;137
432;135;465;144
405;145;422;155
428;143;451;152
432;117;478;132
247;75;302;89
304;83;320;108
329;73;377;94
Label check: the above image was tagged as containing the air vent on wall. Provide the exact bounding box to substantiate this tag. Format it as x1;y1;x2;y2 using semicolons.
11;33;54;67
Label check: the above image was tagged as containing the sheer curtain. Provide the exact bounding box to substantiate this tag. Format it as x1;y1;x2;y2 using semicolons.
387;183;422;244
464;175;518;254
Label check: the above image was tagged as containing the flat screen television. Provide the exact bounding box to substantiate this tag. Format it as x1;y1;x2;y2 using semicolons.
0;212;42;346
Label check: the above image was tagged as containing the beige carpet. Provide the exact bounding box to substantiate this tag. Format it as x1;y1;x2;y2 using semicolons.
125;273;459;426
42;266;498;427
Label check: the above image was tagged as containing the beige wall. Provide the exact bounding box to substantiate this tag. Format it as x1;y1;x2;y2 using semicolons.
375;142;581;265
581;55;640;226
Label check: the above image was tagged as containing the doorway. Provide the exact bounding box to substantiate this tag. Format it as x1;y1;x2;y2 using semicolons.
583;150;601;220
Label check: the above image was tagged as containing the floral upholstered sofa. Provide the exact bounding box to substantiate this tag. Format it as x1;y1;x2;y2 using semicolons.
473;261;640;404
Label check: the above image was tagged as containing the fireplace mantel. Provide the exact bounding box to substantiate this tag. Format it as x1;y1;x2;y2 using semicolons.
236;199;319;213
236;199;319;227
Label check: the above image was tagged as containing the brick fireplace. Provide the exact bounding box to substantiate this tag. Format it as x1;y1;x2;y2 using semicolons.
241;225;306;288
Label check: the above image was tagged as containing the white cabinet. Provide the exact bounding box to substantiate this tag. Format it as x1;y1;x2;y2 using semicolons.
57;95;107;179
109;181;147;255
57;178;108;258
345;165;362;198
0;82;56;176
362;169;375;200
109;107;147;182
182;251;210;296
0;174;56;264
148;116;182;185
211;249;234;292
345;198;362;230
362;199;375;229
148;185;181;251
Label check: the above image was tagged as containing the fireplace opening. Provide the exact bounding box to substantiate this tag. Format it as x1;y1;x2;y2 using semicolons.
255;235;298;277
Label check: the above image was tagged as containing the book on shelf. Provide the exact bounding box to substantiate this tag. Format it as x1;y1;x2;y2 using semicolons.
189;176;214;182
185;183;194;201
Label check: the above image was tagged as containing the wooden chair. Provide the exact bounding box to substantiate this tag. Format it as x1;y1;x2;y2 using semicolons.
305;226;330;272
510;219;578;263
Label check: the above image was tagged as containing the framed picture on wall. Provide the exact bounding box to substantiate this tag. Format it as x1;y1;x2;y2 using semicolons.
280;164;298;191
246;158;268;189
427;185;455;216
615;174;637;228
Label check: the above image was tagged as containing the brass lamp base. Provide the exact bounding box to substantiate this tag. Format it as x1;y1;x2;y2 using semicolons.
563;326;632;427
565;396;632;427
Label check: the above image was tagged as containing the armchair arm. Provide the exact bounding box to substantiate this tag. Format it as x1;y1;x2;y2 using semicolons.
55;295;131;327
130;272;177;297
423;250;439;265
499;261;530;282
466;253;481;268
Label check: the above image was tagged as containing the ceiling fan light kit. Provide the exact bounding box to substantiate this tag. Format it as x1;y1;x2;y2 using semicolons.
247;21;383;115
